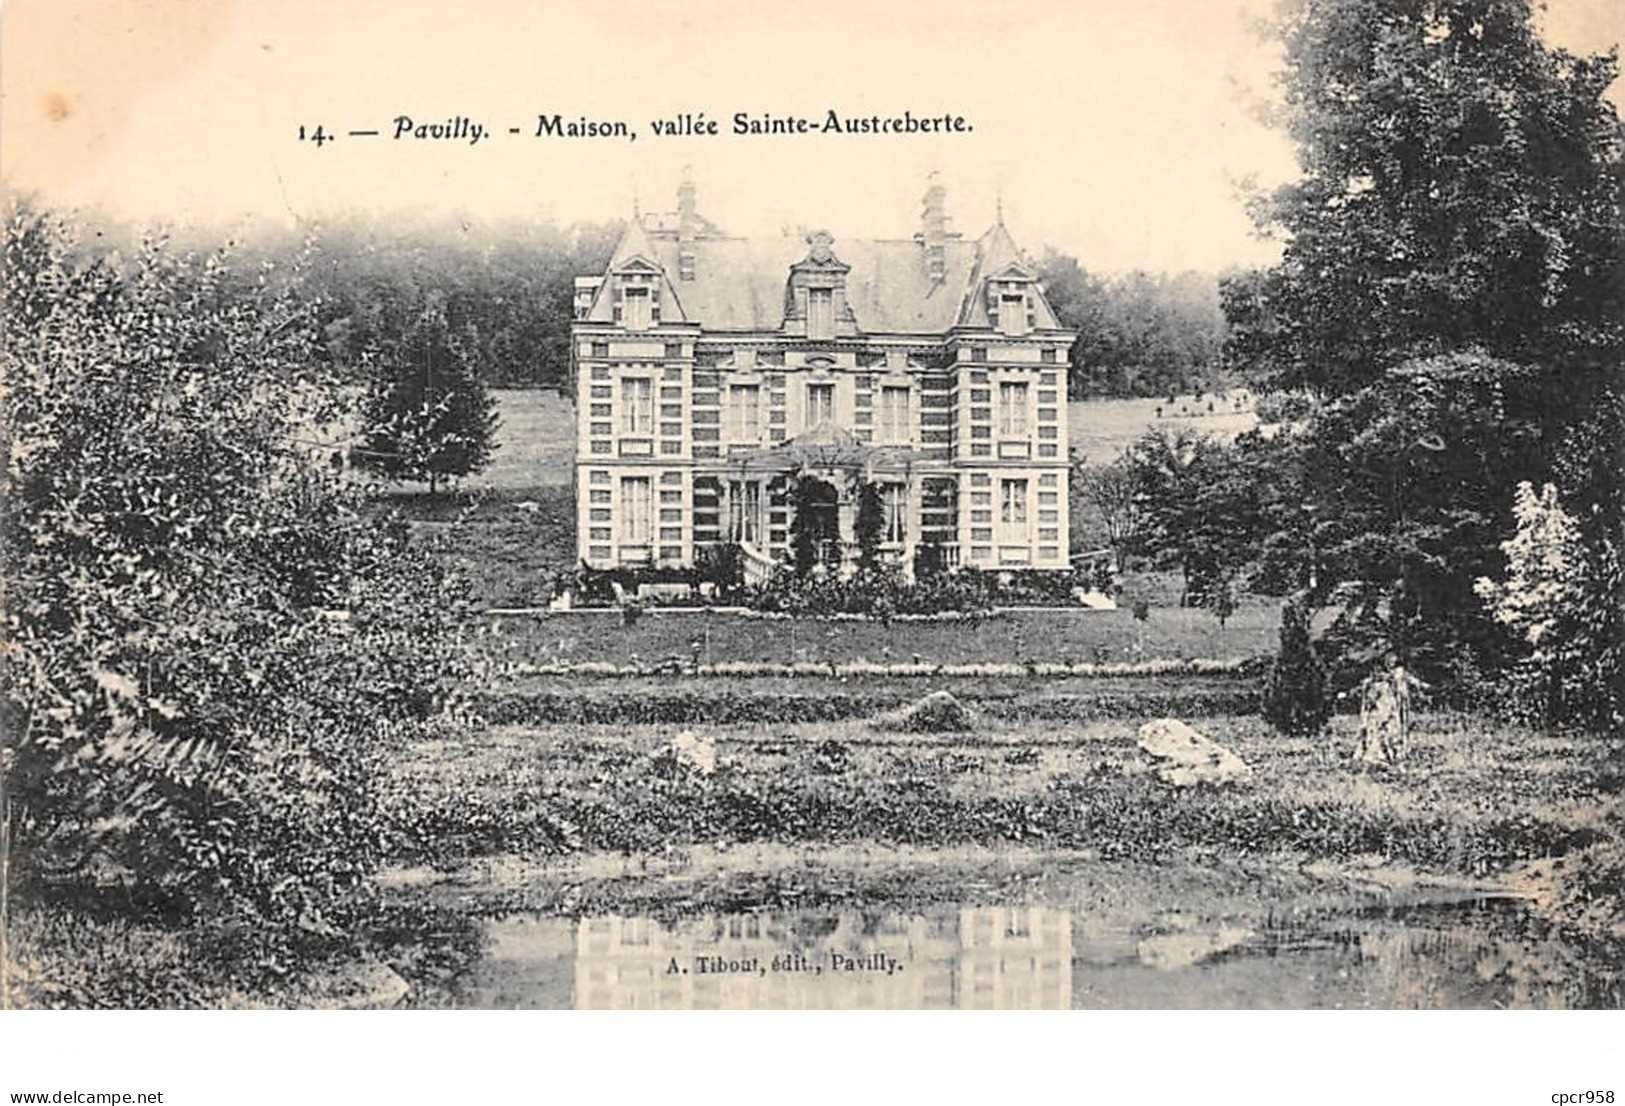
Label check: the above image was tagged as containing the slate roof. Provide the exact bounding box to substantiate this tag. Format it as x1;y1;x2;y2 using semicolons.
956;222;1057;328
585;216;1063;335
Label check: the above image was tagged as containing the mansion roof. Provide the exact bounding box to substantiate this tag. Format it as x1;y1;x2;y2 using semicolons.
578;177;1066;338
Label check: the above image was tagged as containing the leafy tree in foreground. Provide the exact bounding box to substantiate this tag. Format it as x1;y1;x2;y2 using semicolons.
1229;0;1622;400
1290;352;1548;686
359;306;500;494
1;205;476;937
1227;0;1622;728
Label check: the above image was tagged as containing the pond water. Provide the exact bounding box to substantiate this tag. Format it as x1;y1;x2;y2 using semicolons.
452;894;1623;1010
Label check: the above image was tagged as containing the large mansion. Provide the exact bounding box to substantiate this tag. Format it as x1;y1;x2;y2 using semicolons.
571;176;1075;577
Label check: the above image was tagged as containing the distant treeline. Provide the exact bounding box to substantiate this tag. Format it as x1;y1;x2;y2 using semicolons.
130;211;622;391
68;209;1229;398
1035;250;1232;399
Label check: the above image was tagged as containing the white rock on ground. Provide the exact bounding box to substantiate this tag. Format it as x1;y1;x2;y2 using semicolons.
1072;588;1119;610
669;729;717;775
1136;718;1252;786
307;960;411;1009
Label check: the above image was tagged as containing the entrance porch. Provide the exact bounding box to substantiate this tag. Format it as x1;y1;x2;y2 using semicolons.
713;425;960;582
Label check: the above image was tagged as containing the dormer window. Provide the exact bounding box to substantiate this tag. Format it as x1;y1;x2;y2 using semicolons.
807;288;834;339
623;286;651;330
999;292;1027;336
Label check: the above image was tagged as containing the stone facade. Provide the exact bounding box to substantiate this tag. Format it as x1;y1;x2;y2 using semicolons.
572;175;1076;575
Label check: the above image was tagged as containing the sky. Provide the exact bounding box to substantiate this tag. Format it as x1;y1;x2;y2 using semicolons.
2;0;1619;273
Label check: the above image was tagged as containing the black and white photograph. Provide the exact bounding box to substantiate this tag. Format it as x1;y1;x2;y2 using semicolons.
1;0;1621;1099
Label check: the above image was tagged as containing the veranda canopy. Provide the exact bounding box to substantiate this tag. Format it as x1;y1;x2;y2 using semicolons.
723;420;931;476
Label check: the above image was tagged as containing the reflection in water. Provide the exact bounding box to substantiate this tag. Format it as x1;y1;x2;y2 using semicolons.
467;906;1071;1010
456;898;1622;1010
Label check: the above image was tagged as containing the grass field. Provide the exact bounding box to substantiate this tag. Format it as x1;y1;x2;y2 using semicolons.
382;709;1623;903
468;389;1259;488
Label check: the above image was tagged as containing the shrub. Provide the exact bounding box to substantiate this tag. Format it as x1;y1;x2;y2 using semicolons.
1474;480;1621;732
912;541;950;580
810;739;851;774
1;207;478;936
695;541;746;601
855;481;884;572
1261;596;1332;737
479;685;1262;726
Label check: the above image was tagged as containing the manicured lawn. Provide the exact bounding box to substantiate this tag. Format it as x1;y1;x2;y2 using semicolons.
484;601;1281;668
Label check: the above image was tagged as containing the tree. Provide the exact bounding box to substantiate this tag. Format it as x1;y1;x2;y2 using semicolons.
854;480;884;573
238;212;623;391
1275;352;1548;690
788;475;827;576
1073;453;1143;563
1262;596;1333;737
1205;572;1239;636
1037;249;1228;399
1123;428;1262;606
1474;481;1618;730
1;205;476;934
1231;0;1622;399
1229;0;1623;720
359;305;500;494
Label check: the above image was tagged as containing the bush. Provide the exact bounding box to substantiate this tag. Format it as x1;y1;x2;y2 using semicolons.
561;560;719;607
480;683;1262;726
1261;597;1332;737
695;542;746;601
745;563;1085;618
1;207;478;936
1474;480;1623;733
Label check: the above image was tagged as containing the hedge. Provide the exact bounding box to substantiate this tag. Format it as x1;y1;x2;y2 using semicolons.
478;686;1262;726
506;656;1267;680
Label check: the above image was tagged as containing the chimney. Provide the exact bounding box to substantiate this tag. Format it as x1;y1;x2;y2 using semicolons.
676;168;697;281
919;172;948;284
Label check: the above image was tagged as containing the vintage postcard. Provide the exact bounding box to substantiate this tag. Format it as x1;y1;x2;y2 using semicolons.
2;0;1622;1088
